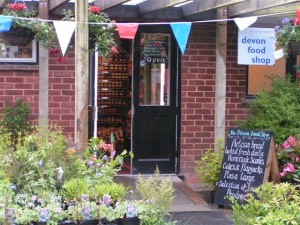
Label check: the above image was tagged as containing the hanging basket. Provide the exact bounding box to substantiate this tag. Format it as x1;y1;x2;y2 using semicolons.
290;40;300;55
3;26;35;47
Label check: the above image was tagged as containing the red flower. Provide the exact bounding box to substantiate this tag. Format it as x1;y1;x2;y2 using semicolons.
49;48;60;55
88;5;100;14
6;3;26;11
56;56;65;63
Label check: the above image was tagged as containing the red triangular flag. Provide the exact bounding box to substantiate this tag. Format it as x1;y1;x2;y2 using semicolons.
116;23;138;39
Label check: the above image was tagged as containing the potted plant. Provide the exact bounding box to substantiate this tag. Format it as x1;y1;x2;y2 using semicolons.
275;10;300;58
62;5;117;57
194;139;224;202
1;3;57;48
230;182;300;225
277;135;300;184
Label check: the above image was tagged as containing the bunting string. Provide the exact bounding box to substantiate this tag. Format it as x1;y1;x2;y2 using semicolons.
0;9;295;57
0;10;295;25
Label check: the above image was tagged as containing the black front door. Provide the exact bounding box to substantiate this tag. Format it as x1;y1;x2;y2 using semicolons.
132;25;180;174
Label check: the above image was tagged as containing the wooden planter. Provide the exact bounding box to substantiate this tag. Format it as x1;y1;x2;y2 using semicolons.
4;26;35;47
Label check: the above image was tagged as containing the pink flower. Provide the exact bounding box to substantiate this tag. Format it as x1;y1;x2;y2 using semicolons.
280;171;286;177
283;162;296;173
296;157;300;162
283;136;295;148
287;136;296;145
283;141;291;149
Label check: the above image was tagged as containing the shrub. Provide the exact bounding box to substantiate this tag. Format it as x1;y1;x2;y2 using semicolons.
135;167;175;224
237;76;300;144
230;182;300;225
0;99;30;143
194;139;224;190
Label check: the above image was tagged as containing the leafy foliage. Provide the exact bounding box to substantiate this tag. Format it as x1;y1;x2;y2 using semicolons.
230;182;300;225
194;139;224;190
0;99;30;143
0;126;80;194
237;76;300;144
63;5;117;57
275;16;300;58
135;167;175;224
92;182;127;203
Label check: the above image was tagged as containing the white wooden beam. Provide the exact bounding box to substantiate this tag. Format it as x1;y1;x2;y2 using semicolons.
182;0;247;17
38;0;49;134
75;0;89;150
49;0;70;11
214;6;227;148
228;0;300;17
139;0;189;14
0;0;6;8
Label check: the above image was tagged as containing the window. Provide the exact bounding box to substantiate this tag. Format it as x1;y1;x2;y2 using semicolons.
139;33;171;106
0;33;37;63
247;57;286;97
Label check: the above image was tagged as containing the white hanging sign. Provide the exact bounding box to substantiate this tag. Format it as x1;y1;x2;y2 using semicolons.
53;21;76;56
238;27;275;66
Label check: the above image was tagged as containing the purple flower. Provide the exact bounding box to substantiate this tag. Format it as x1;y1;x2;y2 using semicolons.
281;17;290;24
274;25;280;33
38;159;43;167
103;194;111;206
112;150;116;157
87;161;94;167
32;195;37;202
55;207;62;213
102;155;108;161
11;185;17;191
81;194;89;201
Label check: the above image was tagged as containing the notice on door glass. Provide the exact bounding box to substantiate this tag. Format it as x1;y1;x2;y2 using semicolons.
144;40;167;64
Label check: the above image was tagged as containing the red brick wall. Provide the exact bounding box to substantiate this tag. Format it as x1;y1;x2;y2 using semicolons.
180;23;248;190
0;47;76;139
0;24;251;189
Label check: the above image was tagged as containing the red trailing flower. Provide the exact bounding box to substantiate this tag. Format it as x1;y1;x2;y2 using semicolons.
56;56;65;64
88;5;100;14
6;3;26;11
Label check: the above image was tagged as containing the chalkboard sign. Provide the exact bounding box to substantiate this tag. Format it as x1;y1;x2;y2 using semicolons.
214;128;279;206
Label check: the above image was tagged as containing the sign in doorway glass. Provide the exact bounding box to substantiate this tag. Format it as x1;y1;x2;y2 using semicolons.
139;33;170;106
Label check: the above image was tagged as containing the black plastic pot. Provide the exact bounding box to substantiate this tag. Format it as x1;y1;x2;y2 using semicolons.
80;220;99;225
116;217;140;225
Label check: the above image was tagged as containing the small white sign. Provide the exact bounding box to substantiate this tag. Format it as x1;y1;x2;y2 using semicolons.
238;27;275;66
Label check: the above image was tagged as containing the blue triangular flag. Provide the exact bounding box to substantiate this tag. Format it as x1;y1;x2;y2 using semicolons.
170;22;192;54
0;16;13;32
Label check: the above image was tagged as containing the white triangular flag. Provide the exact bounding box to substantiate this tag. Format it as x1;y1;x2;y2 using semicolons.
53;21;76;56
274;49;284;60
234;17;257;31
